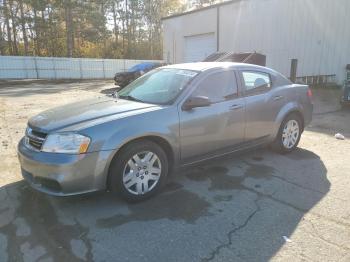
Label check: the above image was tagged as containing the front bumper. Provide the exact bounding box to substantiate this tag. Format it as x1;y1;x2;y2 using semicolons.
17;138;116;196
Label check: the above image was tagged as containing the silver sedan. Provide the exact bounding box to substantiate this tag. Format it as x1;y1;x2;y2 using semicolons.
18;62;313;201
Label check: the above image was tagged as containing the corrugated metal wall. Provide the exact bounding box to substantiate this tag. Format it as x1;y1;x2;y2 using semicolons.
0;56;162;79
218;0;350;84
163;0;350;84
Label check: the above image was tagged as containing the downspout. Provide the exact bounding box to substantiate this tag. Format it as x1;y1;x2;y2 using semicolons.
217;6;220;52
173;32;176;64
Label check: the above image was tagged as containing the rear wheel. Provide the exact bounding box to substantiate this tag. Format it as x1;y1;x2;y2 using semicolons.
108;140;168;202
271;113;302;153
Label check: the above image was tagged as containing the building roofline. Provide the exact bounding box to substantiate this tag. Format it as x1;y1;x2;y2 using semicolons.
162;0;240;21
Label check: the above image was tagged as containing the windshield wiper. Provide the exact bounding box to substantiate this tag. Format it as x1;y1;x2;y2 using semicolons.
119;95;144;103
106;90;119;98
110;92;118;98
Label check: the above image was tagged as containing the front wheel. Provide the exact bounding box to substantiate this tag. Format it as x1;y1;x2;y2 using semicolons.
108;140;169;202
271;114;302;153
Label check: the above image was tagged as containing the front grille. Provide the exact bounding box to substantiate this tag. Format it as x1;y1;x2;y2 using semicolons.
25;127;47;151
28;139;42;149
30;129;47;139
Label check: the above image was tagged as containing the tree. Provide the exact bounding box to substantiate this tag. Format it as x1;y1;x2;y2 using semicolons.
18;0;29;55
0;0;7;54
8;0;19;55
111;0;119;47
3;0;13;54
0;0;188;59
64;0;73;57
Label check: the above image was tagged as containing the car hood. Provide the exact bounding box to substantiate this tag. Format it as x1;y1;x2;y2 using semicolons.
28;96;158;133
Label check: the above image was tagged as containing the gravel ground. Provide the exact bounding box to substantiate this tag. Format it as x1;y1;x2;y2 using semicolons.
0;81;349;262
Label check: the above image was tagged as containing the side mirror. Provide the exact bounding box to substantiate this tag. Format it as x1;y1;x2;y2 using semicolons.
182;96;211;111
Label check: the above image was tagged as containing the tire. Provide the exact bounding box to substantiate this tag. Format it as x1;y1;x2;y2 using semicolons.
108;140;169;202
271;113;303;154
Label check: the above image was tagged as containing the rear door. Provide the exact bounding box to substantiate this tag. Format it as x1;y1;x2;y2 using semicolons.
179;70;245;163
239;70;285;141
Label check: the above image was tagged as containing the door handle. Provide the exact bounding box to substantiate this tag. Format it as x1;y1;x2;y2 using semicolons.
273;95;284;101
229;104;243;110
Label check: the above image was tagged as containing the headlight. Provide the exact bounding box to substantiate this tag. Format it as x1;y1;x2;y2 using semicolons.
41;133;91;154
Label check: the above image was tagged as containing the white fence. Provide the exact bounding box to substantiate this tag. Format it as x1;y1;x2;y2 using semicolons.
0;56;163;79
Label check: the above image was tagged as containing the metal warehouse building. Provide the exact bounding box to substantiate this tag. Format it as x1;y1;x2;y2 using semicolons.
162;0;350;84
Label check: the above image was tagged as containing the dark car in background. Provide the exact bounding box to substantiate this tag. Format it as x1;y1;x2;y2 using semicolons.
114;62;165;88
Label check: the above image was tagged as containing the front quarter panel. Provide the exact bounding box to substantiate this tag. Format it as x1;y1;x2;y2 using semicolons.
82;106;180;162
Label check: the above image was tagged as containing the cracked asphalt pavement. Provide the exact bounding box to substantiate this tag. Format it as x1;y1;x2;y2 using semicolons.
0;81;349;262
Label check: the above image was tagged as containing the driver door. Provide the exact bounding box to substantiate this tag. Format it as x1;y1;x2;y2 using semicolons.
179;70;245;164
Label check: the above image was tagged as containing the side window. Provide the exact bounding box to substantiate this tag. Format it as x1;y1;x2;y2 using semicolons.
192;71;238;103
242;71;271;94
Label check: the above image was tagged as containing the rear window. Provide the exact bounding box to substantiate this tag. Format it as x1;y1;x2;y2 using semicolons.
242;71;271;91
242;71;271;94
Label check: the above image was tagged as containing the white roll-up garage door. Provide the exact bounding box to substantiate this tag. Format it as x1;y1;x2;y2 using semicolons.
184;33;216;62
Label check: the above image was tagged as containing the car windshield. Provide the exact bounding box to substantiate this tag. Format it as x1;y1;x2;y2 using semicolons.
118;68;198;105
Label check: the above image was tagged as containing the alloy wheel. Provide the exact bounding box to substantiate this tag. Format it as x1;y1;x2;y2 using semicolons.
122;151;162;195
282;119;300;149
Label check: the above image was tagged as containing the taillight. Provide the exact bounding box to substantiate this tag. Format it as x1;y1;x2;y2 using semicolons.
307;88;313;98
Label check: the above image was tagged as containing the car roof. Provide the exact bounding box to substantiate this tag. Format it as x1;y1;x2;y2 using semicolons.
163;62;270;72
